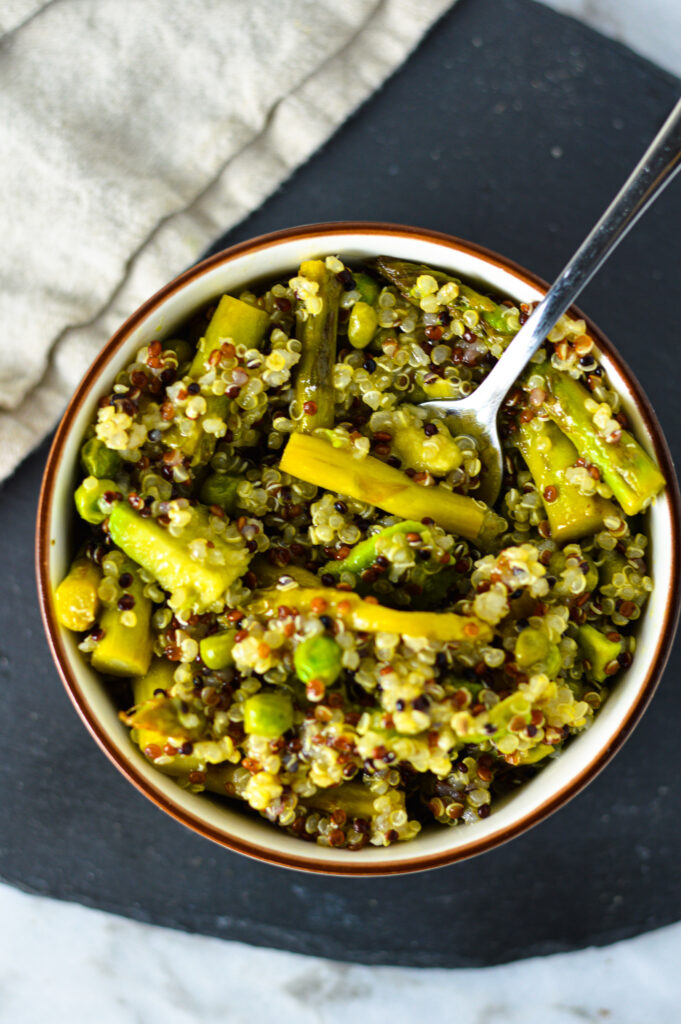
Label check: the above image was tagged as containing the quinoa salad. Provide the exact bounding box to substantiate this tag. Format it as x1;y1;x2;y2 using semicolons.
54;254;666;850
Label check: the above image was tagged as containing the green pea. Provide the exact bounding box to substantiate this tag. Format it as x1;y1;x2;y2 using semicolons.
74;477;119;524
199;473;241;514
80;437;121;479
353;272;380;306
243;693;294;738
199;629;236;670
348;302;378;349
294;634;342;686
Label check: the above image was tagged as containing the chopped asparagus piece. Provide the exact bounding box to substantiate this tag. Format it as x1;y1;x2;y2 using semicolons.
515;627;562;677
189;294;270;377
294;634;342;686
108;501;251;615
91;561;153;677
199;473;241;514
294;260;341;431
54;556;102;632
348;301;378;348
516;416;617;542
74;476;119;525
322;520;424;578
243;693;294;738
80;437;121;479
279;433;505;548
538;364;665;515
200;629;237;670
250;586;492;643
373;256;518;333
128;662;236;772
577;624;624;683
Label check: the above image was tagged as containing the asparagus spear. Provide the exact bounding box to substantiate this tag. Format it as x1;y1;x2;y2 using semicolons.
279;433;505;548
189;294;270;377
373;257;517;333
293;260;342;431
515;416;617;542
538;363;665;516
249;586;492;643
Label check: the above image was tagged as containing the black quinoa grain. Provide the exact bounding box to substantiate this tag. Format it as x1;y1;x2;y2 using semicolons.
336;268;356;290
187;381;200;395
118;593;135;611
423;422;438;436
321;573;336;587
334;500;348;514
118;572;133;588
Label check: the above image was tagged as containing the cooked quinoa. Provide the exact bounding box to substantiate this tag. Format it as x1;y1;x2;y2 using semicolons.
54;253;665;850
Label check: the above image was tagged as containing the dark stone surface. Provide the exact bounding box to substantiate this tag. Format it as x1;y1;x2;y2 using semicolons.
1;0;680;967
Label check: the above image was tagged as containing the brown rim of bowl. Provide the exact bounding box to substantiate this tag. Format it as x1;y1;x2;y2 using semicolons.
36;221;681;876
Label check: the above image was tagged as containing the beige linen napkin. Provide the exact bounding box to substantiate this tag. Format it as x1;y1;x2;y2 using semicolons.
0;0;453;482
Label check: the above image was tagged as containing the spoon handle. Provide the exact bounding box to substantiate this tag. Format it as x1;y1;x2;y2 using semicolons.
470;96;681;411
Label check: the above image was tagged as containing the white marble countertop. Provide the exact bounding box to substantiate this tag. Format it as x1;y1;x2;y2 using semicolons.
1;880;680;1023
4;4;680;1022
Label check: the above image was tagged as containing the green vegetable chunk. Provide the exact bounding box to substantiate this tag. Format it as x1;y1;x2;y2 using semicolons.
74;476;119;525
322;520;424;577
243;693;294;738
189;294;270;377
199;473;241;514
516;416;617;542
539;363;665;515
91;561;153;677
515;627;562;677
54;555;102;632
373;256;518;334
200;629;237;670
108;501;251;615
294;259;342;431
80;437;121;479
294;634;342;686
577;624;624;683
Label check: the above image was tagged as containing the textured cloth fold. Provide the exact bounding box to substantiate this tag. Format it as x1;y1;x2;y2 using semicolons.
0;0;453;481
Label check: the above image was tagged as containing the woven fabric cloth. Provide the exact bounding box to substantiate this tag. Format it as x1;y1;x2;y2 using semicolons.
0;0;452;481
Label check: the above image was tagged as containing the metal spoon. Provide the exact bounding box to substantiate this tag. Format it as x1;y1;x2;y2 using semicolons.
421;97;681;505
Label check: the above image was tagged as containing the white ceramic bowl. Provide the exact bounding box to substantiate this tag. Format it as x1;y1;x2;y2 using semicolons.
36;223;680;875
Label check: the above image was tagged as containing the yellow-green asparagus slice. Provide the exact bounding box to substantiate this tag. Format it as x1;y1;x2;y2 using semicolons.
91;560;153;677
373;256;518;334
54;555;102;632
538;363;665;516
515;416;617;542
293;260;342;431
189;294;270;377
279;433;505;548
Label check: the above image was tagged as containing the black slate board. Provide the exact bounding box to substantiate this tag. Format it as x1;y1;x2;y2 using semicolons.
2;0;681;968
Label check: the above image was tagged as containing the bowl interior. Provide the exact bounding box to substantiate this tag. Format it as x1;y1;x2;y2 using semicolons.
40;226;678;873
